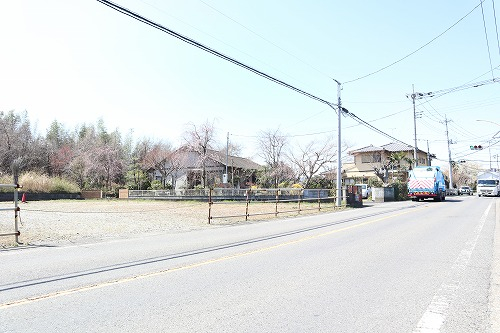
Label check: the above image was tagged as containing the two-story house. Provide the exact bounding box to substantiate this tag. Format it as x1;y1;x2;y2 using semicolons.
343;142;429;184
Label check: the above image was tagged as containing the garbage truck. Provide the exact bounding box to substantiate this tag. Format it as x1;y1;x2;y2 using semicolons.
408;166;447;201
477;171;500;197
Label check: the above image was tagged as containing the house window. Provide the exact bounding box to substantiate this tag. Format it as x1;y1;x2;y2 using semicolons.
361;153;381;163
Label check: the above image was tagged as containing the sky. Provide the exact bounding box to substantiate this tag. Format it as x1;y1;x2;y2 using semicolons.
1;0;499;170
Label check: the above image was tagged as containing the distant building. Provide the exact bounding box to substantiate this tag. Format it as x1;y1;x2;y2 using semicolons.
152;146;262;189
343;142;429;184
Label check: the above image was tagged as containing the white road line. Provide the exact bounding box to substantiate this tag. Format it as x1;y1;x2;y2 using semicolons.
489;199;500;332
413;202;492;333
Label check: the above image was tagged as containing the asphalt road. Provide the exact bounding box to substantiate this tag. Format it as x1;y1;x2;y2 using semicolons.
0;196;498;332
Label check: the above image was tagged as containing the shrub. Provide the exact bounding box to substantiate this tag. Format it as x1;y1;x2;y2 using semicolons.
307;176;335;189
149;180;163;190
369;178;383;188
278;181;292;188
390;180;408;201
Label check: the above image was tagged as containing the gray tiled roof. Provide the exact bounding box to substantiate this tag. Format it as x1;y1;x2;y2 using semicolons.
349;142;426;155
177;146;263;170
208;149;263;170
380;142;415;152
349;145;383;154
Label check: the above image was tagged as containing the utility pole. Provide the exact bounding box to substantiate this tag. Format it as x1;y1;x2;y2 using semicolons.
225;132;229;184
426;140;431;166
443;115;454;189
334;79;342;207
488;139;492;171
411;85;418;167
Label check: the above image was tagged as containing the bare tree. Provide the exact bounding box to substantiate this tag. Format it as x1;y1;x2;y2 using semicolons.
90;143;124;190
183;120;218;188
216;137;243;158
72;124;125;190
49;144;74;177
257;128;291;187
141;140;183;188
0;110;45;173
100;129;126;190
449;162;480;187
46;119;74;176
288;138;337;188
68;155;87;189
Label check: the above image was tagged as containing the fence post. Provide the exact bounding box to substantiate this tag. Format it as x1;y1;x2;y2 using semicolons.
14;173;20;244
208;188;212;224
275;189;279;217
245;189;250;221
298;189;302;214
12;161;21;244
342;186;347;207
317;189;321;211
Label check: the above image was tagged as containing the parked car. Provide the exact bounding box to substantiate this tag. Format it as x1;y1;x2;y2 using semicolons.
458;186;472;195
355;184;371;199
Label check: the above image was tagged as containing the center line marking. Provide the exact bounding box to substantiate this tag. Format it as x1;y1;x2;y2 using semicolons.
1;205;428;309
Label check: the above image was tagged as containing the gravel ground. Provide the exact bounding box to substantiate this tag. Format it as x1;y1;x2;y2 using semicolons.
0;199;341;247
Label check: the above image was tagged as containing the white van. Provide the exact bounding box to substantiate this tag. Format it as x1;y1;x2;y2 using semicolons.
355;184;371;199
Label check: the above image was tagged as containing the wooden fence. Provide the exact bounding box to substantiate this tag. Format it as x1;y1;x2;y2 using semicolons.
207;188;340;224
124;187;353;224
0;180;21;243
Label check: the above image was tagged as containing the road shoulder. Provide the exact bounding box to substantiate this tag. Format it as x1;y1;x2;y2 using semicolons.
490;199;500;332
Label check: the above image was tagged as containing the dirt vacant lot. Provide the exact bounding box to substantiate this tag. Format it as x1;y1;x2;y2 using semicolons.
0;199;340;247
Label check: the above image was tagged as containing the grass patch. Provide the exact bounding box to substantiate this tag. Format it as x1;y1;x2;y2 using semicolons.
0;172;80;193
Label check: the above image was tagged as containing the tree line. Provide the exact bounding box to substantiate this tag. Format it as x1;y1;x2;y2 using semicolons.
0;111;344;192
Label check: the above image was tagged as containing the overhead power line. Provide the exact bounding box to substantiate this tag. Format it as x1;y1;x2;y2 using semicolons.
98;0;417;150
407;77;500;101
492;0;500;58
344;111;414;147
198;0;333;81
97;0;338;110
344;1;485;84
479;0;495;78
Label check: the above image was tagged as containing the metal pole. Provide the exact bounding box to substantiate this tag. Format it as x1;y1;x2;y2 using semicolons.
335;80;342;207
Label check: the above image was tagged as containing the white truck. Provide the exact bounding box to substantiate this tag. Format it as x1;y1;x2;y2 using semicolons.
477;171;500;197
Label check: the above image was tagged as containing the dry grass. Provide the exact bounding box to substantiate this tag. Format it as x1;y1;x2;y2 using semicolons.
0;199;344;247
0;172;80;193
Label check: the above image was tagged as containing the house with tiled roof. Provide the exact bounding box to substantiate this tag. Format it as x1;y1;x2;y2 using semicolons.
153;146;262;189
343;142;429;184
